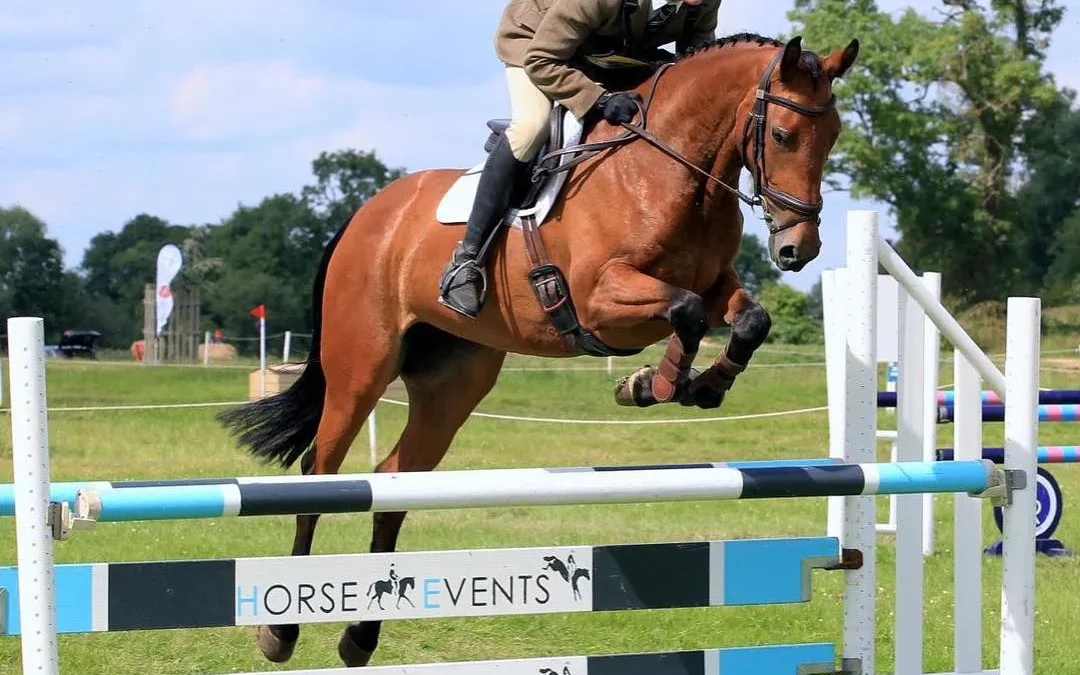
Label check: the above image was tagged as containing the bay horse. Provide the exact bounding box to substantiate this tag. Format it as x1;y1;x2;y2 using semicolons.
218;32;859;667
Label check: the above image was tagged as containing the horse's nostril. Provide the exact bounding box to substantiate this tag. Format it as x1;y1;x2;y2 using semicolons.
778;244;797;262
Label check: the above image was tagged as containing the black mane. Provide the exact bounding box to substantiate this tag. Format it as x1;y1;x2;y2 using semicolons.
680;32;824;81
679;32;786;59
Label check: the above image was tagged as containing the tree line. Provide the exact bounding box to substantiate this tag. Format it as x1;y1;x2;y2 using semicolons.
0;150;407;348
791;0;1079;307
0;0;1075;348
0;147;784;349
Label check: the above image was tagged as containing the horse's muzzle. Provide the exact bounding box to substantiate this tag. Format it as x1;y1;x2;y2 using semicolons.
768;227;820;272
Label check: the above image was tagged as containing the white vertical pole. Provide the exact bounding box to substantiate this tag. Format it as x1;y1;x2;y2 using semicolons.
895;286;925;675
368;409;378;468
999;297;1039;675
921;272;942;556
607;355;613;375
843;210;877;675
283;330;292;363
203;331;211;366
953;349;983;673
259;317;267;398
821;268;847;541
8;317;60;675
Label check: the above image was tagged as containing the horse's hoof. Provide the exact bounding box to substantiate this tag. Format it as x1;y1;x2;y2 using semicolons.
688;388;726;409
256;625;296;663
338;628;374;667
614;366;658;407
681;371;729;409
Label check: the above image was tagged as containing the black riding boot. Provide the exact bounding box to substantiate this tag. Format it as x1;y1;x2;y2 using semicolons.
438;134;524;318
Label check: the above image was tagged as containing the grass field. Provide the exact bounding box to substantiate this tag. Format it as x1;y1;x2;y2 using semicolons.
2;340;1080;675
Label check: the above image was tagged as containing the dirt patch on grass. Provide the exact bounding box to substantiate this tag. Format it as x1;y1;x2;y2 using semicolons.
1045;357;1080;371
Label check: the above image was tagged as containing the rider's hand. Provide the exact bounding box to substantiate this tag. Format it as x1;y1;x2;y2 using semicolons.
594;92;642;125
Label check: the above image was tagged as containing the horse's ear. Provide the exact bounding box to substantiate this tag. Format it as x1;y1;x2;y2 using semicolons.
823;38;860;81
779;36;803;83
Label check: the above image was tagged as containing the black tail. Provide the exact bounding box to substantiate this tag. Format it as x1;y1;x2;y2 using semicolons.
216;218;351;469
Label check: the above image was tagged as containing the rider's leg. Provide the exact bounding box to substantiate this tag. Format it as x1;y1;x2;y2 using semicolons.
438;66;550;318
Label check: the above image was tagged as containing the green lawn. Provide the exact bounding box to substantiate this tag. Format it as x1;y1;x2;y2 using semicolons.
0;342;1078;675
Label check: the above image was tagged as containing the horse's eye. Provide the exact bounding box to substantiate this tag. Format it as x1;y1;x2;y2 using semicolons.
772;126;792;147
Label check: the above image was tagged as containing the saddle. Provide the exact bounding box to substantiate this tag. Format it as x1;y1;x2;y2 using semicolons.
435;104;582;231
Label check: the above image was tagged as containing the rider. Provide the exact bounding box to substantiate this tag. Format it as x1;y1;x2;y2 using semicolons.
438;0;721;319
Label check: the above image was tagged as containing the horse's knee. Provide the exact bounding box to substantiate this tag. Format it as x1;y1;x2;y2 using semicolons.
667;290;708;346
733;302;770;348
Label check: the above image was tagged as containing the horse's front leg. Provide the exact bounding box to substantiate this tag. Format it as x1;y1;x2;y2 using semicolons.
682;269;771;409
583;262;709;407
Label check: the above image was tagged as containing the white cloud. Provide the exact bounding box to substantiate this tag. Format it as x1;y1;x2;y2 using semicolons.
169;61;329;141
0;0;1075;283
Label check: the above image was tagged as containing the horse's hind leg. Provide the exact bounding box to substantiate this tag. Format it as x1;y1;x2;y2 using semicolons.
256;336;402;664
337;325;506;667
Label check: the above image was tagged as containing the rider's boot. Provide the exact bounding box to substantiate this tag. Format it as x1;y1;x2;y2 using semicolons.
438;133;524;318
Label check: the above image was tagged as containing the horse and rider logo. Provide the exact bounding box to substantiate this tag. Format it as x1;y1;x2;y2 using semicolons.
541;553;590;601
538;668;572;675
366;564;415;610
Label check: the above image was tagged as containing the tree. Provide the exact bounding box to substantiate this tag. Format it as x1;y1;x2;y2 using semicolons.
1046;211;1080;302
787;0;1065;305
757;282;821;344
300;149;407;244
80;215;191;308
202;193;323;339
1010;94;1080;296
0;206;86;340
807;277;824;321
734;233;782;295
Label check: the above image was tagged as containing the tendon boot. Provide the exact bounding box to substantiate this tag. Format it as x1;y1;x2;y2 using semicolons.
438;134;524;318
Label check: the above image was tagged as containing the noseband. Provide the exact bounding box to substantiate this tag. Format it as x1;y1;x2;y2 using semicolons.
534;48;836;236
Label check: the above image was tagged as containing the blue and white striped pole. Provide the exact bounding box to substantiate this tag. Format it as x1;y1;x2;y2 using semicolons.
66;460;1002;524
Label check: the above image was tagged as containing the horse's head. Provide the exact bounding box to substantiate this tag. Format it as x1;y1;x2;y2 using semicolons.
743;36;859;272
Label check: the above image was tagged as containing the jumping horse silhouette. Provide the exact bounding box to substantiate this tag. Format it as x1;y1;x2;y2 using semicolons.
542;554;592;601
218;32;859;668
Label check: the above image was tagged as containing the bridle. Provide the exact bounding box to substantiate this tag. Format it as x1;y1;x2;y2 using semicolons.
533;47;836;235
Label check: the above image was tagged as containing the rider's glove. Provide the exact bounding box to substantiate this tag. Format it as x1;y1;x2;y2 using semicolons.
594;92;642;125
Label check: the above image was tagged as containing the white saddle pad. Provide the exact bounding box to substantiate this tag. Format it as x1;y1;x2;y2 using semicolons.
435;108;584;230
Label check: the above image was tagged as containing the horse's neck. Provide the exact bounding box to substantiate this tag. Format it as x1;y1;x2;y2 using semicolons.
620;48;765;229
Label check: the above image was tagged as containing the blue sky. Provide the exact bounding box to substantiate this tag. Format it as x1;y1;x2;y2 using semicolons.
1;0;1076;292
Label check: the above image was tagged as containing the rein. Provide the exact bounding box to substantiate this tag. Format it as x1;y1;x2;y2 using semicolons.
531;50;836;235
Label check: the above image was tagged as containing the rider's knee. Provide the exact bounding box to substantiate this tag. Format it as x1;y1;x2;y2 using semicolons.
506;113;549;161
